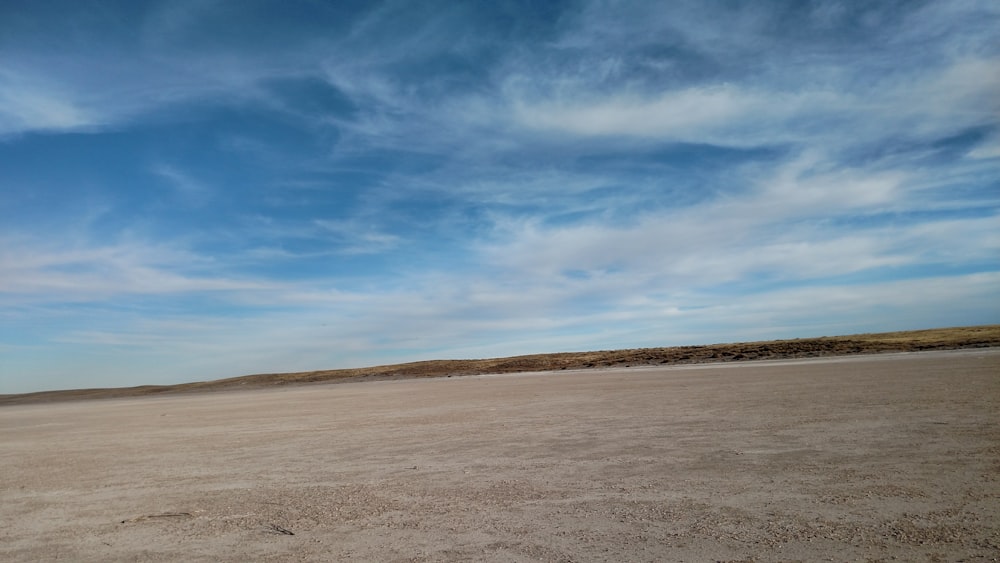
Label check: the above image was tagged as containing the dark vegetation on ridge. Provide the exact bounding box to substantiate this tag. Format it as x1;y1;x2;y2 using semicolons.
3;325;998;406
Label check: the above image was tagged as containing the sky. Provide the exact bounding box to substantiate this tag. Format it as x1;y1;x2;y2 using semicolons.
1;1;998;394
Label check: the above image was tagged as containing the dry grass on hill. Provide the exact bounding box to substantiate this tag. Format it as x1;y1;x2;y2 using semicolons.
3;325;998;406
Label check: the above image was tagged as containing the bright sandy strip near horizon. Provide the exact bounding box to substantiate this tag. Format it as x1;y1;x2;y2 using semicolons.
2;349;998;562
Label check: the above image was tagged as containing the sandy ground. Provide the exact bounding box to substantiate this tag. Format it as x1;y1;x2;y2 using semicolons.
2;350;998;562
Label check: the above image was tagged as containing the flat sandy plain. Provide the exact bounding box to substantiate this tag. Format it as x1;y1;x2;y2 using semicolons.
2;350;998;562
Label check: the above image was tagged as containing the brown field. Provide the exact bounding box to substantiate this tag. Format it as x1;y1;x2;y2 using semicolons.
3;324;999;405
1;348;998;561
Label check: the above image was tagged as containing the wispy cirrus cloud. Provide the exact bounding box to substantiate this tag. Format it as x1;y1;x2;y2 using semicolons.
0;69;98;135
151;163;213;205
314;219;402;255
0;236;272;303
475;151;997;290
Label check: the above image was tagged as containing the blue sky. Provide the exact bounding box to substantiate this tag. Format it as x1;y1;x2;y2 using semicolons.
1;1;998;393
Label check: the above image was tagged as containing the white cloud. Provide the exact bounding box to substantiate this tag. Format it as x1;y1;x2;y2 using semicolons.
0;3;325;138
0;69;97;136
878;57;1000;141
739;152;906;215
515;86;765;139
0;236;271;302
314;219;402;255
475;151;995;292
152;163;212;205
510;55;1000;149
501;0;999;152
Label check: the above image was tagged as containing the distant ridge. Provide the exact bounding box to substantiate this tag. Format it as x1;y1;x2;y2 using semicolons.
4;325;998;406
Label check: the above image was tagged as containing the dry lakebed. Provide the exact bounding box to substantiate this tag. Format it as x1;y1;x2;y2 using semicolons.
2;349;999;561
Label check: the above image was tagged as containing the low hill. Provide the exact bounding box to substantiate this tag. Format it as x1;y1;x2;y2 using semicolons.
3;325;998;406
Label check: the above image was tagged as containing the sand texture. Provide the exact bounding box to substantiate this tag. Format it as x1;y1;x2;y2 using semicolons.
2;349;999;561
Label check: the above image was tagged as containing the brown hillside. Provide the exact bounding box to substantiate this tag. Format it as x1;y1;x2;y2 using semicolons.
3;325;998;406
